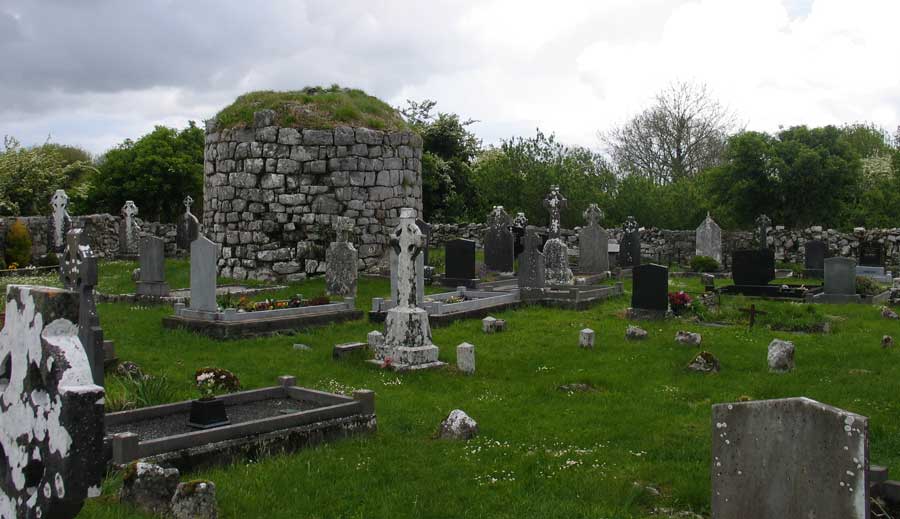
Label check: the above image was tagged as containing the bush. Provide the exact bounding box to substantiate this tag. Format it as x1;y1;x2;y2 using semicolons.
690;255;720;272
4;220;32;267
35;252;59;267
105;374;177;412
856;276;884;296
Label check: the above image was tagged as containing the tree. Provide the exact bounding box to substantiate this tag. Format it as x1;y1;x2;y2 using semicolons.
603;82;738;183
87;122;204;222
401;100;482;222
473;129;616;228
0;136;67;216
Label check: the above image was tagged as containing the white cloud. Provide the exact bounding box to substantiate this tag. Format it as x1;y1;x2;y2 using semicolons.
0;0;896;156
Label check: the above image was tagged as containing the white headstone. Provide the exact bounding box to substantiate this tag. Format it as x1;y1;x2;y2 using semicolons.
695;213;723;264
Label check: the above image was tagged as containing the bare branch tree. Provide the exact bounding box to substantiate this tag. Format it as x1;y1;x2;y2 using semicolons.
602;81;738;184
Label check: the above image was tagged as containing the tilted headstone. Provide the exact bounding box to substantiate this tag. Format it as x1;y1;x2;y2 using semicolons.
484;206;514;272
731;250;775;286
579;203;609;273
60;228;105;385
136;235;170;297
631;263;669;312
695;213;722;264
190;236;219;312
382;208;442;369
326;216;358;297
444;238;478;287
859;240;885;267
512;212;528;259
804;240;827;278
0;286;106;519
542;185;574;285
518;226;545;291
50;189;71;253
119;200;139;256
176;195;200;251
755;214;771;250
711;397;869;519
619;216;641;268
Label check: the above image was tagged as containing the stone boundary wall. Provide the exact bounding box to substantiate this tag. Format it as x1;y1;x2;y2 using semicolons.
203;114;423;282
431;223;900;268
0;214;177;261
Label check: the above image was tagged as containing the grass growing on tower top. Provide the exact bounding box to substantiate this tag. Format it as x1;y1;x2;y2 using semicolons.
214;86;409;131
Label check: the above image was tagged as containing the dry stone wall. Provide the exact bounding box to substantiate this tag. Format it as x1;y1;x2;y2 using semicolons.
431;223;900;268
203;112;423;281
0;214;177;261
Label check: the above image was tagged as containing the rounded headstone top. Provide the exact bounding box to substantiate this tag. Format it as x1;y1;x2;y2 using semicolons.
400;207;417;219
210;86;410;132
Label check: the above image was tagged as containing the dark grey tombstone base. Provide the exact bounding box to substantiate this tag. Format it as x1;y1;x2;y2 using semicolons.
440;277;481;289
719;284;823;300
97;285;286;306
626;307;670;320
368;301;523;327
136;281;170;297
162;309;363;340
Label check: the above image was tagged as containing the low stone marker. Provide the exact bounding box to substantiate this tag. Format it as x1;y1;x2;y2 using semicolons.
437;409;478;440
333;342;367;360
768;339;795;373
579;328;595;349
711;397;869;518
626;325;648;340
687;351;720;373
675;331;702;347
457;342;475;374
482;316;506;333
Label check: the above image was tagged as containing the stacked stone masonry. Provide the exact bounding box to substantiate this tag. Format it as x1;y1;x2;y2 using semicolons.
203;118;423;281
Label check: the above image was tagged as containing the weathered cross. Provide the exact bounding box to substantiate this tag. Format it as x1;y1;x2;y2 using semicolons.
512;212;528;229
584;203;603;227
624;215;638;234
334;216;354;243
489;205;511;229
122;200;138;219
543;185;567;239
756;214;771;248
183;195;194;214
50;189;71;249
739;304;768;329
51;189;69;214
390;208;424;308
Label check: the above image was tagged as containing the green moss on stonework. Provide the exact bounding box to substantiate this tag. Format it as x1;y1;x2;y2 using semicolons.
214;86;408;131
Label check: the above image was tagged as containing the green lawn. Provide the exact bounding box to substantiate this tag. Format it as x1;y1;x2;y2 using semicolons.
9;260;900;518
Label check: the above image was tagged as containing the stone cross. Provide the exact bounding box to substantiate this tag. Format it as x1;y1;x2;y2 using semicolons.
60;228;105;385
50;189;71;251
390;208;425;308
584;203;603;227
756;214;771;249
488;205;512;228
624;216;639;234
512;212;528;228
739;304;768;328
121;200;139;255
334;216;354;243
543;185;567;239
184;195;194;213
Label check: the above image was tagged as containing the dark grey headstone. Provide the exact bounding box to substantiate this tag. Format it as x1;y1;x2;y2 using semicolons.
139;235;166;283
176;213;200;251
711;397;868;519
326;241;358;297
631;263;668;311
1;286;106;519
518;227;545;290
619;231;641;268
804;240;826;278
824;257;857;295
731;250;775;286
484;206;514;272
859;241;884;267
445;239;477;280
190;236;219;312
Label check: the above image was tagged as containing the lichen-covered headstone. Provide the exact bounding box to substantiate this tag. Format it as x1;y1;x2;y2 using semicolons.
119;200;140;256
484;206;514;272
711;397;869;518
457;343;475;374
326;216;358;297
0;286;106;519
381;208;443;370
136;235;170;297
176;195;200;251
190;236;219;312
695;213;722;264
620;216;641;268
542;185;574;286
50;189;71;253
579;203;609;273
518;226;545;291
60;228;104;385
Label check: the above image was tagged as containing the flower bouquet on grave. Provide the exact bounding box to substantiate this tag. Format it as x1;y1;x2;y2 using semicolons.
188;367;239;429
288;294;304;308
668;291;693;315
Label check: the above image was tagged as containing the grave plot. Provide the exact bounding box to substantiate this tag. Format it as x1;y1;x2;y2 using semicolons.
370;286;521;327
106;376;376;472
97;284;286;306
809;257;891;304
719;249;823;299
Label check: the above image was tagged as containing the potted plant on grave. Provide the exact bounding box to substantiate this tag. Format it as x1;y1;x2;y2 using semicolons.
668;291;693;316
187;367;239;429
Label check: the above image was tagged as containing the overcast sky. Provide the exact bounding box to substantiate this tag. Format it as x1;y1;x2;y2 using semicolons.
1;0;897;156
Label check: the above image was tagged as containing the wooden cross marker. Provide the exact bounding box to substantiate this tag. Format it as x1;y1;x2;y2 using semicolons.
739;304;768;328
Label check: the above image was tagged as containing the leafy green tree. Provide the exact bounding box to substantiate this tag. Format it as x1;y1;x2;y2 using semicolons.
402;100;481;222
0;136;68;216
87;122;204;222
473;129;615;228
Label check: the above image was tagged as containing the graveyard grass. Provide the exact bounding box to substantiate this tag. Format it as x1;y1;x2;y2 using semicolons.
58;261;900;519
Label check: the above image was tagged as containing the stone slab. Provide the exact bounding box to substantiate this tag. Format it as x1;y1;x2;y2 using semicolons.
162;309;362;340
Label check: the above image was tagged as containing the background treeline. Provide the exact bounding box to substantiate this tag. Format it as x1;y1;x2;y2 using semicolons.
2;83;898;230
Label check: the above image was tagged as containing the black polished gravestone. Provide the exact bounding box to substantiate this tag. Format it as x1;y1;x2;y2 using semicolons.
619;231;641;268
631;264;669;311
859;240;884;267
803;240;827;279
731;249;776;286
442;238;479;288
